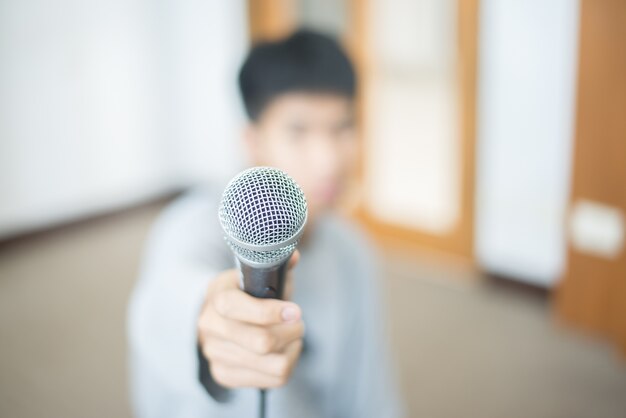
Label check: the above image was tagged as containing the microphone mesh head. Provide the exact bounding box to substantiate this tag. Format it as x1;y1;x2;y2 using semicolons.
219;167;307;265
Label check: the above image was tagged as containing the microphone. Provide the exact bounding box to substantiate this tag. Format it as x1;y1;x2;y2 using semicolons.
218;167;307;418
218;166;308;300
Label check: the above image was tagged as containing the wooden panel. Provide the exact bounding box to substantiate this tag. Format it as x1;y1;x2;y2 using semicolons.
247;0;297;42
555;0;626;355
352;0;478;261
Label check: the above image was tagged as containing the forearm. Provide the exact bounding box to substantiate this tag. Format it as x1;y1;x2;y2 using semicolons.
128;263;214;392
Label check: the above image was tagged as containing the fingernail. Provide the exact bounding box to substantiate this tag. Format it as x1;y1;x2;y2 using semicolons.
281;306;299;322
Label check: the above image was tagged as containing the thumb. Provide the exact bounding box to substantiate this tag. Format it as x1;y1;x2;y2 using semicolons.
287;250;300;271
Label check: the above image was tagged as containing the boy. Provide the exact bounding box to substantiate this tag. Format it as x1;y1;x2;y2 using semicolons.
128;29;404;418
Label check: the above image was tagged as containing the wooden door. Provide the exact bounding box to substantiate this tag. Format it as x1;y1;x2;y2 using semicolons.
556;0;626;356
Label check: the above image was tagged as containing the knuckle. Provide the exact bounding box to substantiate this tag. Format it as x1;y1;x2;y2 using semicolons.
273;355;290;377
200;341;212;359
264;377;281;389
274;374;288;387
254;332;275;354
294;338;304;352
295;321;305;338
217;269;236;286
211;364;239;390
210;364;228;384
196;313;207;334
213;292;230;317
199;311;220;337
201;339;218;361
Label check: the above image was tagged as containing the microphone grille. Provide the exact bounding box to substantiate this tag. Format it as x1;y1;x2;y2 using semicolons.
219;167;307;264
227;242;298;266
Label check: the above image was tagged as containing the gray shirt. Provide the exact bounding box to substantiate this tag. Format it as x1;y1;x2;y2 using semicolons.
127;186;404;418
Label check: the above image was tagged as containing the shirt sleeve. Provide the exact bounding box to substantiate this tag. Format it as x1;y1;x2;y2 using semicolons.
127;190;234;407
197;343;233;402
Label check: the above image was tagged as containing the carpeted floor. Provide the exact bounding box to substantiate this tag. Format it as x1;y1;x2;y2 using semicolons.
1;201;625;418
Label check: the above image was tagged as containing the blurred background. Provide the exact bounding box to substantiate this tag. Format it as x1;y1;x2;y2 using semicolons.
1;0;625;417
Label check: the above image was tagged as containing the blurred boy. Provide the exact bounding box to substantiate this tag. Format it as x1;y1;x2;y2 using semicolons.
128;29;404;418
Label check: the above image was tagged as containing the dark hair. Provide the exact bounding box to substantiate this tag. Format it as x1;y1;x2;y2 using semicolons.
238;29;357;121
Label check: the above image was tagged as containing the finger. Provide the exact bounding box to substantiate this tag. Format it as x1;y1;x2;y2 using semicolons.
202;337;302;378
210;363;287;389
283;272;294;301
203;310;304;354
214;287;302;325
268;320;305;351
282;252;299;300
282;338;303;365
208;269;241;294
287;250;300;271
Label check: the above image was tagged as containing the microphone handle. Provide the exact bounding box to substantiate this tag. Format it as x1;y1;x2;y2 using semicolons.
239;260;289;300
239;260;290;418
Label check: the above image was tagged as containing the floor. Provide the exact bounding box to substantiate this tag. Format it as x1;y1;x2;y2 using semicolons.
1;201;625;418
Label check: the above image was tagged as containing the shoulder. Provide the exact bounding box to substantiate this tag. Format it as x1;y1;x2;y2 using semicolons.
317;215;384;312
150;186;221;241
142;184;229;265
319;213;380;271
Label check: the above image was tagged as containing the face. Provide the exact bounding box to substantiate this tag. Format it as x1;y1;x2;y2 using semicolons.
244;92;358;222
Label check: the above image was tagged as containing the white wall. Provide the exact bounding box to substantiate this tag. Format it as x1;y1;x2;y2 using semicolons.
476;0;580;286
0;0;247;238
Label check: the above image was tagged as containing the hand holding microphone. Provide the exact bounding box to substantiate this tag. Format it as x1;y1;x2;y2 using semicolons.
197;167;308;390
197;255;303;389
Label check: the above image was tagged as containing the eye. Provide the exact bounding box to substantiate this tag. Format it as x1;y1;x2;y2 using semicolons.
287;123;307;140
333;119;355;139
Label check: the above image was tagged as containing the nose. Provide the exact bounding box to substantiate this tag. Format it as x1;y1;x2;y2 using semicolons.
310;134;342;178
